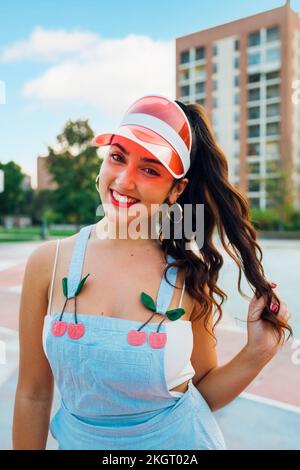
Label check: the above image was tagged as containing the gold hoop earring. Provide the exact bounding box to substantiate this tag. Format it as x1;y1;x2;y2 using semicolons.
95;174;100;193
166;202;183;223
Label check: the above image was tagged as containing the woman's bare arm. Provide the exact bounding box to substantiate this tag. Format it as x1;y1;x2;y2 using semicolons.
13;240;57;450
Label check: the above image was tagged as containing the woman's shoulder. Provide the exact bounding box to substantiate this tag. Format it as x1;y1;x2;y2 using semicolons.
25;232;79;278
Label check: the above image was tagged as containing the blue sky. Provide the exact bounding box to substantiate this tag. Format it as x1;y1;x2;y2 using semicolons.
0;0;299;186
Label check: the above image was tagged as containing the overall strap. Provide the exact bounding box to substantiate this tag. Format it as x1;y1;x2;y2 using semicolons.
156;254;178;314
67;224;94;297
47;239;60;316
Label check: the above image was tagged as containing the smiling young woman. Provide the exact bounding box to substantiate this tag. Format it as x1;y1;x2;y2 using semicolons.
13;94;293;451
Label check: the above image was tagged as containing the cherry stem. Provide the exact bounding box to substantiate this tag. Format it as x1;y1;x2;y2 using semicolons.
156;317;166;333
59;298;68;321
138;312;157;331
74;296;78;324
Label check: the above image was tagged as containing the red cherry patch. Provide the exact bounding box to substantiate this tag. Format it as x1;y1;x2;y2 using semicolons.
149;332;167;349
52;320;67;337
127;330;147;346
68;323;85;339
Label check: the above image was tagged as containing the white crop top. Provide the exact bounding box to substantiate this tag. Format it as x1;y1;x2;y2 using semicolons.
43;240;195;397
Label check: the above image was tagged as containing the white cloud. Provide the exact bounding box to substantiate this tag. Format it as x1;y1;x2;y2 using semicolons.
2;27;175;119
1;26;99;62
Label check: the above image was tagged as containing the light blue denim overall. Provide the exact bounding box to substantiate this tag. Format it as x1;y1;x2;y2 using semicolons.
45;224;227;450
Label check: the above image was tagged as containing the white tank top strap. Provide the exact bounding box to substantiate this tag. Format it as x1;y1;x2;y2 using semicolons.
178;279;185;308
47;239;60;317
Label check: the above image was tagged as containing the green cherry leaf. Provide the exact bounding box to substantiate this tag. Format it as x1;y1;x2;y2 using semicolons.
62;277;68;298
74;273;90;296
140;292;156;312
165;308;185;321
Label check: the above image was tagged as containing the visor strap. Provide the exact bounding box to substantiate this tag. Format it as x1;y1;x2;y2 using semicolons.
119;113;190;174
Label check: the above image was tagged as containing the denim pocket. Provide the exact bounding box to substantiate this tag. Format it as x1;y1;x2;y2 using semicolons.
58;340;153;414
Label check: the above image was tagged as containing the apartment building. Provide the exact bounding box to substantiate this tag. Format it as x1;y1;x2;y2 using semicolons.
37;156;57;190
176;2;300;209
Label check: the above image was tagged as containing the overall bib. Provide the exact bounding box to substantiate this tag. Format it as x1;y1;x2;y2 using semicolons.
44;224;227;450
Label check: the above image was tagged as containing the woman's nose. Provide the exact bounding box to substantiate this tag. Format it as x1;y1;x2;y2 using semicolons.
116;167;136;189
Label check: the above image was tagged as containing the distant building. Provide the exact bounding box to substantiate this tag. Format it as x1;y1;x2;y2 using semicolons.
37;156;57;190
21;174;32;190
176;2;300;209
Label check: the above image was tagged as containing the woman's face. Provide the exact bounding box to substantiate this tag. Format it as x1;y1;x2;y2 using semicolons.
97;135;188;228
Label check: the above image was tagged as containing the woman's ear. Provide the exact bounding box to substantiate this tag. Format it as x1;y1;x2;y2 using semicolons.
168;178;189;204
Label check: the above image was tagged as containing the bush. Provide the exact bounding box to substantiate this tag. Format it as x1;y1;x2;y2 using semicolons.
250;207;300;231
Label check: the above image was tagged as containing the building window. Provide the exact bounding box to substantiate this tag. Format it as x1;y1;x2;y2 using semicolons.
248;88;260;101
234;75;240;87
234;57;240;68
234;38;240;51
250;197;260;209
248;162;260;174
213;97;218;108
248;106;260;120
266;160;280;173
213;62;218;74
266;84;280;99
266;103;280;118
266;141;280;158
196;98;205;106
248;125;260;138
266;26;280;43
248;73;261;83
234;93;240;105
248;31;261;47
266;47;280;63
195;46;205;60
234;162;240;177
180;85;190;97
213;44;218;56
266;70;280;80
248;179;260;192
234;128;240;140
234;111;240;123
180;50;190;64
248;52;261;66
180;69;190;81
212;113;218;127
248;142;260;156
195;65;206;80
213;80;218;91
266;122;280;136
196;81;205;94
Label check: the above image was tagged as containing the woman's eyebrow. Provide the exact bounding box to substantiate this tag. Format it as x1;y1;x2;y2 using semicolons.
111;143;164;166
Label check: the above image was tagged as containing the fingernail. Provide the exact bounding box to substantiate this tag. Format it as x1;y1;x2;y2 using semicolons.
270;282;277;288
271;303;279;313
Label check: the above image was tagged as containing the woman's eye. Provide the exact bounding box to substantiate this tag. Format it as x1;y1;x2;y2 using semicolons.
110;153;160;176
144;168;160;176
110;153;124;162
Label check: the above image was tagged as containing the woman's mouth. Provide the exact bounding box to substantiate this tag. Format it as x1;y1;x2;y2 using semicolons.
109;189;140;208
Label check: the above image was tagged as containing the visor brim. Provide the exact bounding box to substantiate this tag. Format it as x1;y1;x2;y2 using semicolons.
92;126;185;179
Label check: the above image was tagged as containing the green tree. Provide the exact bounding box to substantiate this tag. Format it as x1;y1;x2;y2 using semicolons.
28;189;58;225
264;169;290;230
0;161;26;216
45;119;101;226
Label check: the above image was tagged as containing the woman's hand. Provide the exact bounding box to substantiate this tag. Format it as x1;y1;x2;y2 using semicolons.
245;282;292;361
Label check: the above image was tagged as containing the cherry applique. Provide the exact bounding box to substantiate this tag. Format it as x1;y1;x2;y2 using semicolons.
127;292;186;349
52;273;90;340
127;330;147;346
149;331;167;349
52;320;67;337
68;321;85;339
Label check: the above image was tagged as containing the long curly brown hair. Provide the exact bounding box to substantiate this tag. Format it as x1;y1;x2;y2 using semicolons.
158;100;293;346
